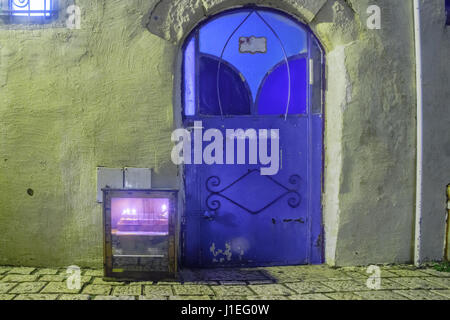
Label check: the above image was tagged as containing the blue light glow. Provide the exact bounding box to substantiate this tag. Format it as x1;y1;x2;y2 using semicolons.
184;37;196;116
199;10;307;102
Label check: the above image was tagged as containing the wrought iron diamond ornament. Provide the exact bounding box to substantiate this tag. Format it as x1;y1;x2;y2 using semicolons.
206;169;301;215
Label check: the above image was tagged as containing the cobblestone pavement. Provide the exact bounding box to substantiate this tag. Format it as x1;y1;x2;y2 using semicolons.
0;265;449;300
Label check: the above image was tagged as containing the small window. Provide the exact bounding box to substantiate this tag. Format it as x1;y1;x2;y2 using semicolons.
1;0;58;24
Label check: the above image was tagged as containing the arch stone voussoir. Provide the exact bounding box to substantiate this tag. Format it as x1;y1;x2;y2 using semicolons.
146;0;328;44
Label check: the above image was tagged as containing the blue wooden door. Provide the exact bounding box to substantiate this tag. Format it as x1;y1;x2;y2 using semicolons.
181;8;324;267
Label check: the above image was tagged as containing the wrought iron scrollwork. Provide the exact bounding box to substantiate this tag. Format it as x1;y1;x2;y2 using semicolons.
205;169;301;215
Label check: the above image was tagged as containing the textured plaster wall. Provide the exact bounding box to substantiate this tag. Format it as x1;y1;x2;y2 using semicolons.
0;0;428;268
417;0;450;263
313;0;416;266
0;0;179;267
319;0;416;266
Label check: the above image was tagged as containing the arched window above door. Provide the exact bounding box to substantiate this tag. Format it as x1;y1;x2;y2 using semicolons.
183;8;323;117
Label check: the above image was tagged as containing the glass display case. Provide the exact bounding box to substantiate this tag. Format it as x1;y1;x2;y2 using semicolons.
102;189;178;280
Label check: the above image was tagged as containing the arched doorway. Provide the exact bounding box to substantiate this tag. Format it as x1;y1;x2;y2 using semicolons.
181;7;324;267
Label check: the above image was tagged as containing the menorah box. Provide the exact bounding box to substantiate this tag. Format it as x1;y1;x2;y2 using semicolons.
102;189;178;281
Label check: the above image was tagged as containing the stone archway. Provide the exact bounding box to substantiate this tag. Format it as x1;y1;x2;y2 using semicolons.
145;0;328;44
145;0;418;267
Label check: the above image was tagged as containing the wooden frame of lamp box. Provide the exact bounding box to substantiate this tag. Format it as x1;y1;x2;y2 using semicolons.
102;189;178;281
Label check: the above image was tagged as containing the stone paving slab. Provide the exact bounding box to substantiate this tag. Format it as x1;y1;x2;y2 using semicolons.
170;295;212;300
355;290;408;300
211;285;255;296
422;276;450;289
39;275;66;282
431;290;450;298
183;269;269;282
325;292;365;300
143;285;173;297
156;281;181;286
285;281;335;294
389;268;431;277
389;277;448;290
130;281;156;286
376;278;409;290
218;281;247;286
246;295;290;300
1;274;39;282
92;278;126;286
0;264;448;300
173;285;215;296
265;266;352;282
112;285;142;296
341;271;369;280
182;281;220;286
59;294;91;300
247;280;275;285
79;276;92;284
0;268;11;275
394;289;448;300
83;270;103;277
341;267;401;279
41;282;82;294
213;296;248;300
8;267;36;275
0;283;17;293
320;280;369;292
9;282;46;294
289;293;332;300
93;295;135;300
248;284;295;296
139;295;168;300
14;294;58;300
34;269;59;275
421;269;450;277
82;285;112;295
47;274;90;283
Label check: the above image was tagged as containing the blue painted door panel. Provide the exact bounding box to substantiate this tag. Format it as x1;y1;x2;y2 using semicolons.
182;8;324;268
183;116;323;267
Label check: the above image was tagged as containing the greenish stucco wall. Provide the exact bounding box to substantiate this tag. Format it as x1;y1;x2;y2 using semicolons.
315;0;417;266
0;0;446;268
416;0;450;263
0;0;178;267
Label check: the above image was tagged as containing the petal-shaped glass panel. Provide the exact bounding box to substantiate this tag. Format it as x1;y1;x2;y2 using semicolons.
257;56;308;115
199;10;253;57
199;10;307;103
256;11;308;58
199;55;252;115
184;8;321;117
